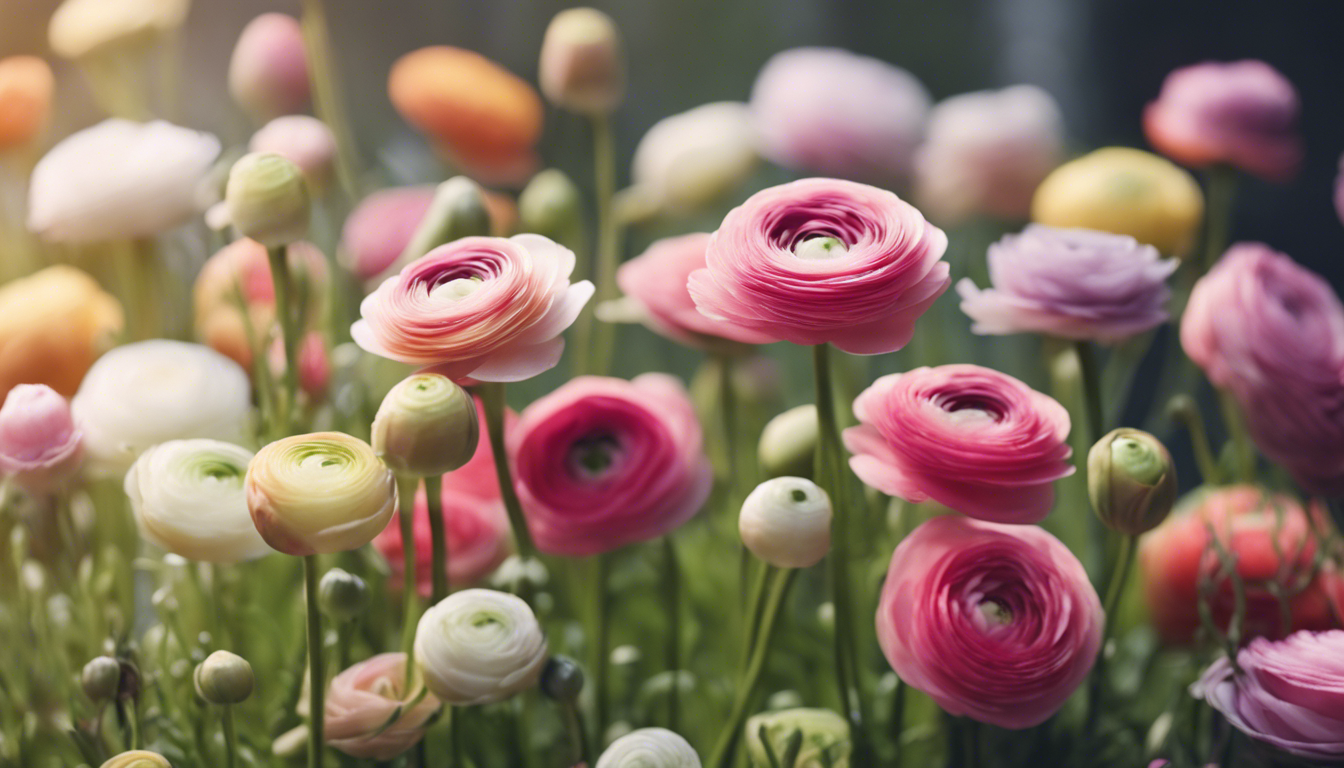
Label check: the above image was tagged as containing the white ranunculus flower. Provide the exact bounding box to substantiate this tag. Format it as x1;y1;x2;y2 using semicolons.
125;439;273;563
413;588;547;705
624;102;758;218
739;477;832;569
28;119;220;243
72;340;252;478
595;728;702;768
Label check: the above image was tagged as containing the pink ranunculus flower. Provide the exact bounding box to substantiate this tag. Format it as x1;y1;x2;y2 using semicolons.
510;374;713;556
229;13;310;122
0;384;83;494
341;185;436;282
957;225;1178;343
373;477;512;596
688;178;950;354
844;365;1073;523
877;514;1103;729
750;47;929;184
614;233;773;352
1182;243;1344;495
352;235;594;383
1144;60;1302;181
249;115;337;187
268;331;331;400
1192;630;1344;761
324;652;442;760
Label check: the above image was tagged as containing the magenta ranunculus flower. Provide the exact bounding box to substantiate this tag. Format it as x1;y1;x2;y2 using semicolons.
877;515;1103;729
324;652;442;760
341;185;435;282
1182;243;1344;494
614;232;773;352
688;178;950;354
352;234;594;383
1144;60;1302;181
0;383;83;494
843;365;1073;523
956;225;1178;343
1192;630;1344;761
750;47;929;184
510;374;713;556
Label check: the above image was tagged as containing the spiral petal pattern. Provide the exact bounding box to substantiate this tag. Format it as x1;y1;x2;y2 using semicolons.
595;727;701;768
325;653;441;760
413;588;547;705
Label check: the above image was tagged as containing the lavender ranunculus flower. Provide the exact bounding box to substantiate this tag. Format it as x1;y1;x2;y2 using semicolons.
750;47;929;184
1182;243;1344;495
1192;630;1344;761
1144;60;1302;182
956;225;1178;343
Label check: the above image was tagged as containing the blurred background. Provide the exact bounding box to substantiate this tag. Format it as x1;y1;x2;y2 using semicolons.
4;0;1342;281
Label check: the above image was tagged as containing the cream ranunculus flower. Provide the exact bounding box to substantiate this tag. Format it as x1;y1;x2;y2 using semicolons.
99;751;172;768
125;439;273;563
245;432;397;556
413;588;547;705
71;340;251;478
27;119;220;243
595;728;702;768
739;477;833;569
745;708;851;768
49;0;189;60
371;373;479;478
622;102;758;219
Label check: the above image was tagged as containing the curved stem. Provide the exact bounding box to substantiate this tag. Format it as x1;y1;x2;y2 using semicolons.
560;697;590;766
425;474;449;604
588;114;621;375
1169;396;1223;485
479;383;536;558
709;566;797;768
297;0;360;200
1200;165;1237;274
1217;391;1256;483
397;475;420;691
304;554;326;768
222;704;236;768
663;536;680;732
1084;534;1138;738
267;245;301;434
1074;340;1105;444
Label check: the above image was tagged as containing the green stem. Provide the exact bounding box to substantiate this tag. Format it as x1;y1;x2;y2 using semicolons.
588;113;621;375
1200;165;1237;274
1074;340;1105;443
267;245;301;434
304;554;326;768
425;474;449;604
1084;535;1138;738
594;552;612;744
479;383;536;559
451;706;463;767
1217;391;1255;483
222;704;236;768
297;0;359;200
1168;396;1223;485
709;566;798;768
663;536;680;732
128;698;141;750
397;475;420;691
560;697;590;766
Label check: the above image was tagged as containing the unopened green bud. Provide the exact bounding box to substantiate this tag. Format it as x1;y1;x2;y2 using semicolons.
1088;428;1177;535
518;169;584;249
540;655;585;701
372;373;479;478
759;405;818;479
318;567;369;621
82;655;122;702
194;650;254;705
745;708;851;768
398;176;491;266
225;152;310;246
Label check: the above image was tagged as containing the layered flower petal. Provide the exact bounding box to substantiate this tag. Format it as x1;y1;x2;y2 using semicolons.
0;384;83;494
413;588;547;705
325;653;441;760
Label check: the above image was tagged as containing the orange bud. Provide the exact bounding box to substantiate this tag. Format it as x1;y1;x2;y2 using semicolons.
0;57;54;151
0;266;123;398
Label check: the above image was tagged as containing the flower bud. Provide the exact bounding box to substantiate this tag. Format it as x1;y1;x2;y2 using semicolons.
539;8;624;115
318;567;369;621
396;176;491;267
518;169;585;250
82;655;122;702
225;152;310;247
249;115;336;189
229;13;309;122
595;728;700;768
194;650;254;705
745;708;851;768
758;405;818;479
413;588;548;705
739;477;832;569
1088;428;1177;536
0;56;54;151
100;751;172;768
540;655;585;701
372;373;479;478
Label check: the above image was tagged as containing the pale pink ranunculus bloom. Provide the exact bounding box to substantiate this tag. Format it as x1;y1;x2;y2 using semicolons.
1182;243;1344;495
1144;60;1302;182
615;232;772;352
510;374;712;556
914;85;1064;225
0;384;83;494
876;514;1103;729
249;115;337;187
688;178;949;355
750;47;929;184
352;235;594;383
844;364;1073;523
324;652;441;760
229;13;310;122
341;186;436;282
1192;629;1344;761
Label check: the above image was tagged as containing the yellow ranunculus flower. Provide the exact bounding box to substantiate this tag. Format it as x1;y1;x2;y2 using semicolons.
1031;147;1204;257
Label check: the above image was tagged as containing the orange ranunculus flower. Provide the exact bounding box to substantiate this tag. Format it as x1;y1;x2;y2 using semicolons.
0;265;123;398
0;56;54;151
388;47;543;184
